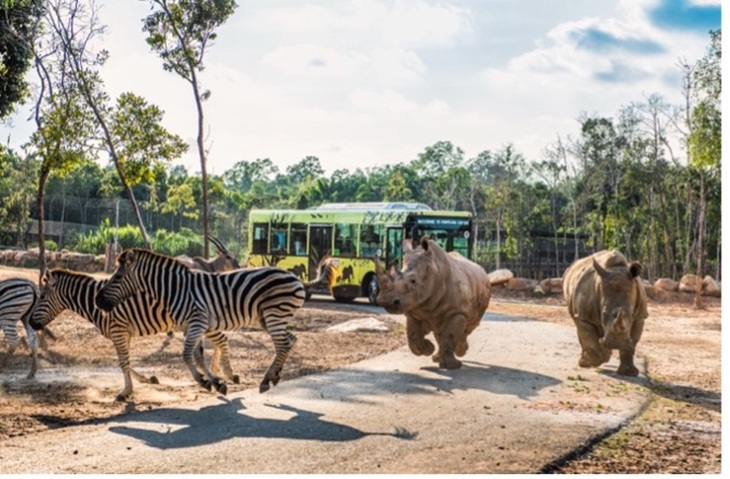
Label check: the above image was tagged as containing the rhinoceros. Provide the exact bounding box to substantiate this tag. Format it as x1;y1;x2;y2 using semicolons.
562;250;648;376
375;237;491;369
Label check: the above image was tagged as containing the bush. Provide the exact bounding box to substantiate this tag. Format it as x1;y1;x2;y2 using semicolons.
151;228;203;257
71;221;205;257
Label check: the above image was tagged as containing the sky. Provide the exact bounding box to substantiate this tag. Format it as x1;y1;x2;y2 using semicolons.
2;0;722;176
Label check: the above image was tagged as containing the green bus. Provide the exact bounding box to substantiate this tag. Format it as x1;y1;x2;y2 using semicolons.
247;202;474;303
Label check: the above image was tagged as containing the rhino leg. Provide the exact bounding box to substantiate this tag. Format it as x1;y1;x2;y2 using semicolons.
617;348;639;376
436;315;465;369
574;320;612;368
406;316;435;357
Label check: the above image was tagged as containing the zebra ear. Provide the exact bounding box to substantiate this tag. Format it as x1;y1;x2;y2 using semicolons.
42;271;55;288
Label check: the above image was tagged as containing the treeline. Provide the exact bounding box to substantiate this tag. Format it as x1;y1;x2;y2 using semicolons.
0;1;720;283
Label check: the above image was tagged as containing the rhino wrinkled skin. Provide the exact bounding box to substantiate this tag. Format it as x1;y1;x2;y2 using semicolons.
562;250;649;376
375;237;491;369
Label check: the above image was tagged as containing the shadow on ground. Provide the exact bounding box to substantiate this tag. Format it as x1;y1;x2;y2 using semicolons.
106;397;415;449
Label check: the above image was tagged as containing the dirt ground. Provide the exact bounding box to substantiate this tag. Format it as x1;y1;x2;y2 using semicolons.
0;265;722;473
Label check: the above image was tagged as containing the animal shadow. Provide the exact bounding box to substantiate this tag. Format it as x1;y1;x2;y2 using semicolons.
108;397;417;449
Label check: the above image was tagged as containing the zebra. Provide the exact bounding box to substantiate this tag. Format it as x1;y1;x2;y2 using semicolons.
95;248;308;395
1;278;45;379
29;269;239;401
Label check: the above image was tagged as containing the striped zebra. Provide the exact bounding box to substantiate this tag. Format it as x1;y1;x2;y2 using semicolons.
29;269;239;401
95;248;307;395
1;278;42;378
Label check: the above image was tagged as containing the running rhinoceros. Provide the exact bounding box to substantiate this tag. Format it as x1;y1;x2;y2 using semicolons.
562;250;648;376
375;237;491;369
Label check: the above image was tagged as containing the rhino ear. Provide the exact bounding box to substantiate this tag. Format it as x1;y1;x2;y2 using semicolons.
629;262;642;279
592;257;608;278
420;236;430;250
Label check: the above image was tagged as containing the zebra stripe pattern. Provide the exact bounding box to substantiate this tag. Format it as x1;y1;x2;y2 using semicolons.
29;269;238;401
95;248;306;394
1;278;40;379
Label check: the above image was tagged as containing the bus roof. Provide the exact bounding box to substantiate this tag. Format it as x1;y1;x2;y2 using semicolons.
310;202;432;211
249;205;471;225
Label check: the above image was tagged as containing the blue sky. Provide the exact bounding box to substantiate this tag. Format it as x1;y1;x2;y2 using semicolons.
2;0;721;175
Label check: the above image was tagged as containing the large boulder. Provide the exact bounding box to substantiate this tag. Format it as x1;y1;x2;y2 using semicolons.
703;275;721;298
642;280;657;300
539;277;563;294
505;277;538;291
679;274;702;293
487;269;514;286
654;278;679;292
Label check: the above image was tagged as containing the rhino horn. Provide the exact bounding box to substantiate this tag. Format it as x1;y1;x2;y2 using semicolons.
374;255;390;280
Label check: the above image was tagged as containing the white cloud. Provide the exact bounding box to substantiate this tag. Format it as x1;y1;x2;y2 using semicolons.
244;0;472;49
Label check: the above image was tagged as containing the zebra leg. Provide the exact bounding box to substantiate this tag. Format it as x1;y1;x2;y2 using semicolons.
260;315;297;393
205;331;239;384
183;321;227;395
110;331;138;402
130;368;160;385
38;326;58;351
23;324;39;380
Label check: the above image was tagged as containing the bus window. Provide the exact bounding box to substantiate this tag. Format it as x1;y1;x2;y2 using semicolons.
360;224;382;258
290;223;307;256
271;227;287;254
334;224;356;257
252;223;268;254
386;227;403;270
452;232;469;257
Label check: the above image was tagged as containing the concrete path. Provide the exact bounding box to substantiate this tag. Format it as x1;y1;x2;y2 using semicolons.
0;313;651;474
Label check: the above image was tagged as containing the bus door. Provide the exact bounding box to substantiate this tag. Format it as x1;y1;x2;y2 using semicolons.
308;225;333;280
385;227;404;270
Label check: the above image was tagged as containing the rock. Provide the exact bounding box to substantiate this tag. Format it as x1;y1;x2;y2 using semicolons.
488;269;514;286
642;280;657;300
539;278;563;294
703;275;721;297
505;277;538;291
679;274;702;293
654;278;679;292
326;317;390;333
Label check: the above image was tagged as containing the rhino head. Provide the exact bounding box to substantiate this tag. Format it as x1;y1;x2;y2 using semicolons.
593;257;642;351
374;237;438;314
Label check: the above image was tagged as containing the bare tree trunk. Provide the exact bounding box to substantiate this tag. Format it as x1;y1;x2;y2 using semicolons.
36;169;50;281
694;171;706;309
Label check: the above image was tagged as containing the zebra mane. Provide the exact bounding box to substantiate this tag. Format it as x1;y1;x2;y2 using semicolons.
128;248;190;271
47;268;106;282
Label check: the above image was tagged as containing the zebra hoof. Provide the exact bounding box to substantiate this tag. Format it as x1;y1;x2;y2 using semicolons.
232;375;240;384
149;376;160;385
201;379;212;391
115;393;130;402
215;382;228;395
259;382;270;394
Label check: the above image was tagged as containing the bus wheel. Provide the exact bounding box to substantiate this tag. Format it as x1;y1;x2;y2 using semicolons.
367;275;379;305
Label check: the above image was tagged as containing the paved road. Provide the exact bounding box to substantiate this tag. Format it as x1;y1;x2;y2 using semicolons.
0;313;651;474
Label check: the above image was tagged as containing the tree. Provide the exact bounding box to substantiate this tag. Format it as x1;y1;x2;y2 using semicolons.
0;0;43;120
143;0;238;257
43;0;188;249
688;29;721;308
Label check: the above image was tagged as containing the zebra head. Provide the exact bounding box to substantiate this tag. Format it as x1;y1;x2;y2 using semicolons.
29;270;68;331
95;249;145;312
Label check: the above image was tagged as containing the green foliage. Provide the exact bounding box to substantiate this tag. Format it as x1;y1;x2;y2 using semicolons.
72;220;204;257
0;0;43;119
